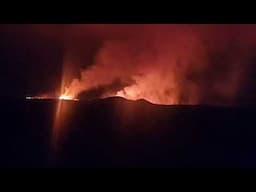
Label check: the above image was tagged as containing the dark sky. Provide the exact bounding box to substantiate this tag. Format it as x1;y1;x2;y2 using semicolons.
1;24;256;105
0;24;107;98
0;25;63;98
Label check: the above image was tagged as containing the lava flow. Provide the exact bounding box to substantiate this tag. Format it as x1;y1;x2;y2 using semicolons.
25;94;79;101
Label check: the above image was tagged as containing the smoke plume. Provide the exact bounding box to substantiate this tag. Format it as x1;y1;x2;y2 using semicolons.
35;24;256;105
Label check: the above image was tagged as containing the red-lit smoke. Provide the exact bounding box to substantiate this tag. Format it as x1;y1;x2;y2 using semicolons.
34;24;256;105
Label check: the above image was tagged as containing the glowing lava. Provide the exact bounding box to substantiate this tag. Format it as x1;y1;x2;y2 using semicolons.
25;94;78;101
59;94;78;101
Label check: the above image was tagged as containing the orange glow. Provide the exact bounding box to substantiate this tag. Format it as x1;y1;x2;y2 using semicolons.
59;95;71;100
57;29;204;105
51;51;81;149
114;72;181;105
27;24;248;111
59;94;79;101
26;24;256;107
61;69;190;105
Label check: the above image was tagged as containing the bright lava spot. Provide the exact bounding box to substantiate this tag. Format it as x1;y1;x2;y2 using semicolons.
59;94;79;101
59;95;72;100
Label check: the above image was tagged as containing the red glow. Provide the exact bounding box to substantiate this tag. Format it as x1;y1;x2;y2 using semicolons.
29;24;256;105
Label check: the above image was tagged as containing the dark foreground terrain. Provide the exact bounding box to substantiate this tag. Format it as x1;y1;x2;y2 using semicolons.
0;97;256;168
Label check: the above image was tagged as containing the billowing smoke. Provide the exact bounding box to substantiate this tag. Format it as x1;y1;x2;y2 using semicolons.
34;24;256;105
77;77;136;100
